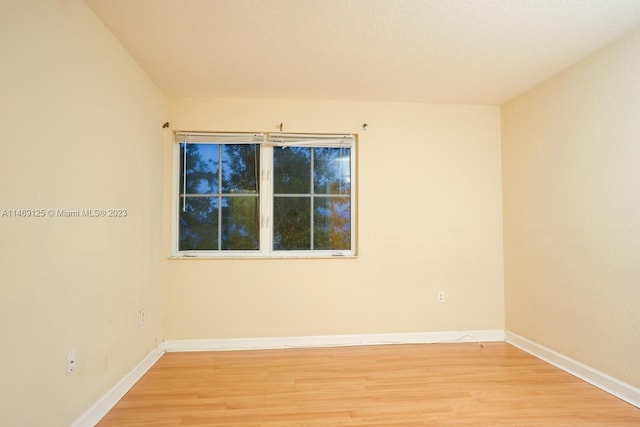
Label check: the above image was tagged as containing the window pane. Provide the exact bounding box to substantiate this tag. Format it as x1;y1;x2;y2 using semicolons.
273;147;311;194
179;197;219;250
221;196;259;250
313;148;351;195
273;197;310;250
183;144;219;194
222;144;259;194
314;197;351;250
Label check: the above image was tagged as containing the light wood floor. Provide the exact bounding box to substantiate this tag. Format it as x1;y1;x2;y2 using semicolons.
98;342;640;426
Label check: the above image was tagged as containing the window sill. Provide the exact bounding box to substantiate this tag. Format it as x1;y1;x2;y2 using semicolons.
168;253;357;260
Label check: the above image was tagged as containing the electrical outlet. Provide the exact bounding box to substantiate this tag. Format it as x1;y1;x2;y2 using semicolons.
67;350;76;375
438;290;446;303
139;309;145;326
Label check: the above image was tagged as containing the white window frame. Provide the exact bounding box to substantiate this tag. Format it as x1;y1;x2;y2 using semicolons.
171;131;357;259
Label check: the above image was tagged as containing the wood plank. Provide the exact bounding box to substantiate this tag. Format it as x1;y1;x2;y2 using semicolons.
98;343;640;426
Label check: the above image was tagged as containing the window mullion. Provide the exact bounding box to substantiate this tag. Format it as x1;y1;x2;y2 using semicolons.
218;145;223;250
260;144;273;254
310;147;314;251
181;143;187;212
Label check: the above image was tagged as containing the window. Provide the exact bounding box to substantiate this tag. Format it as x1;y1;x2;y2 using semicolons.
174;132;356;258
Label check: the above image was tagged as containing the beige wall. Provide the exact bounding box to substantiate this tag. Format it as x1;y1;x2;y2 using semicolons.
502;28;640;387
164;98;504;339
0;1;166;425
11;0;639;422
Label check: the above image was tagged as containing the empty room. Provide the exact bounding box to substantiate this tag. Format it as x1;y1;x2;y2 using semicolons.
1;0;639;425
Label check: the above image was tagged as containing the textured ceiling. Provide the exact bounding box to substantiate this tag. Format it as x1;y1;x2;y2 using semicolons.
85;0;640;104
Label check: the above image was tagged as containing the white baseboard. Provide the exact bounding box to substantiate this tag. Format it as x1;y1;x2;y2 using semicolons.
163;329;505;352
506;331;640;408
70;346;164;427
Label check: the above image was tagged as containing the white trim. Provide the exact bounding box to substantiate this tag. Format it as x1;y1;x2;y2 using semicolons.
506;331;640;408
163;330;505;352
70;347;164;427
